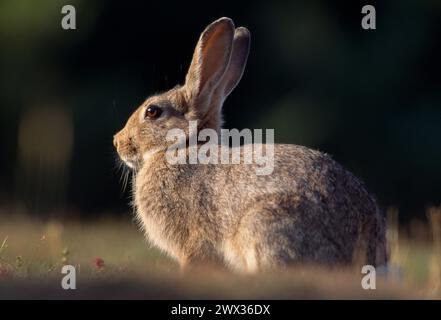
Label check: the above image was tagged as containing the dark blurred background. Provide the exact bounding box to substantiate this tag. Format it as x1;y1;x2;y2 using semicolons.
0;0;440;221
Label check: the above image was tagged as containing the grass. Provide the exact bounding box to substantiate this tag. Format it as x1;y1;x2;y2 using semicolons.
0;207;440;299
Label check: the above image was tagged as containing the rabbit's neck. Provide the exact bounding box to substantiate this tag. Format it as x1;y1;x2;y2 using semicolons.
142;147;166;164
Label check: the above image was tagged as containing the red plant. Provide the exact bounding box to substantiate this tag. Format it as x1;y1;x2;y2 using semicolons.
0;264;10;279
93;257;105;269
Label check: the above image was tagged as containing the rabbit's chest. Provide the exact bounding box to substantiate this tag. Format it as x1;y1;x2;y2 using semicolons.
138;213;183;260
134;183;191;260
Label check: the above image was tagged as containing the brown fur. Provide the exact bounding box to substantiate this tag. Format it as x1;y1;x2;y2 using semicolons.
114;17;387;272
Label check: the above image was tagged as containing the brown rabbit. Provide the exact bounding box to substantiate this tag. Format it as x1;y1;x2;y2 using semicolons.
113;17;387;272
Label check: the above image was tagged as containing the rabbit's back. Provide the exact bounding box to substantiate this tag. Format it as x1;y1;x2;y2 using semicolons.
213;144;377;222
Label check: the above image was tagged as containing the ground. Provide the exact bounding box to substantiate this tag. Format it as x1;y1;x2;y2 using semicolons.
0;208;440;299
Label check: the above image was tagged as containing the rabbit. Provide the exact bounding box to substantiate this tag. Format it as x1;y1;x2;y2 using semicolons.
113;17;388;272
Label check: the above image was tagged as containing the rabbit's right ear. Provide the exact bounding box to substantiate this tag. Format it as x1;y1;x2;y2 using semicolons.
216;27;250;99
184;18;235;113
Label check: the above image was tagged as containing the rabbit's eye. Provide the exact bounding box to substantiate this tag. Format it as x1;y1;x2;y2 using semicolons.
145;105;162;119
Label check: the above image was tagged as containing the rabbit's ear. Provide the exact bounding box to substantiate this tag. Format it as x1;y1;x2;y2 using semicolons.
217;27;250;99
184;17;235;108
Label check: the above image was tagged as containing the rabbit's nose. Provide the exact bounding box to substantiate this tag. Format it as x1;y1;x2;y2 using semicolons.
113;135;119;149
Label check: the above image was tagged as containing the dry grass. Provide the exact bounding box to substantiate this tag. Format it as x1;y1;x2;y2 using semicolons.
0;207;440;299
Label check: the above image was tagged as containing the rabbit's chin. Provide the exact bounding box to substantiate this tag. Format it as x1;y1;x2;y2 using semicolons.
122;147;164;170
121;156;141;170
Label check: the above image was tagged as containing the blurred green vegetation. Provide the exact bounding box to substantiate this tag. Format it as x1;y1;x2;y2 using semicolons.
0;0;440;219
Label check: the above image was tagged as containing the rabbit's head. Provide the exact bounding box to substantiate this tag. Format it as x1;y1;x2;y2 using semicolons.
113;17;250;169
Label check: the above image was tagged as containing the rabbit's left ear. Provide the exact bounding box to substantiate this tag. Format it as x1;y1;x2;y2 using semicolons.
184;18;235;109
